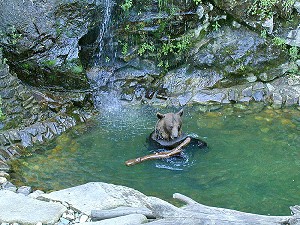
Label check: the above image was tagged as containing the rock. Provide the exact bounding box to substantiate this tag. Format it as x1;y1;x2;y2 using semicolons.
272;93;283;107
28;190;45;198
79;215;89;223
0;0;105;89
191;92;225;104
252;90;265;102
0;177;7;185
81;214;147;225
190;25;289;86
58;217;70;225
0;171;9;179
228;89;239;102
286;28;300;47
242;86;252;97
0;190;66;224
246;74;257;83
17;186;32;196
2;182;16;192
0;160;9;172
177;92;193;106
295;1;300;14
40;182;180;219
162;67;223;96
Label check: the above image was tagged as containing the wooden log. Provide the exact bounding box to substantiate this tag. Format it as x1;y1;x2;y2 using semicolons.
125;137;191;166
171;193;291;225
91;206;155;220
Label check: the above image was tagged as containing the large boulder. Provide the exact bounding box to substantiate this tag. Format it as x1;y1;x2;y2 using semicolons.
0;0;106;89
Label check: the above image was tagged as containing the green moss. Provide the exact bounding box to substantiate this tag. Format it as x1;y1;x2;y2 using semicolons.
71;65;84;74
42;59;57;67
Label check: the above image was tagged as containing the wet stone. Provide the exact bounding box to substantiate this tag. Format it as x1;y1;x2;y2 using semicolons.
239;96;252;103
0;68;9;79
253;82;265;91
0;149;12;160
0;177;7;185
177;92;192;106
17;186;32;196
0;89;15;99
6;146;21;157
252;90;265;102
0;160;10;172
59;217;70;225
246;74;257;83
25;127;38;136
0;134;10;146
33;133;44;144
8;130;21;143
0;171;9;179
36;123;48;134
286;95;299;106
228;89;238;102
28;190;45;199
44;129;55;140
192;92;225;104
2;181;17;192
242;86;252;97
10;105;23;114
46;122;58;134
18;131;33;147
272;92;283;105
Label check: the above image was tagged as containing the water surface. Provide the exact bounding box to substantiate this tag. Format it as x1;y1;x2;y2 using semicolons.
11;103;300;216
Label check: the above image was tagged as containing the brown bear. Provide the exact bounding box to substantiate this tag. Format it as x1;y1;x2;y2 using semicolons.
150;109;207;149
153;109;183;141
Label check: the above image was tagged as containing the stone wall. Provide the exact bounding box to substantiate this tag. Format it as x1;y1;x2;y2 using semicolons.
0;52;94;171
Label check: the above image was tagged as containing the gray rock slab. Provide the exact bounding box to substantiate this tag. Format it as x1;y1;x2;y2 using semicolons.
40;182;152;216
0;190;66;225
41;182;181;219
81;214;147;225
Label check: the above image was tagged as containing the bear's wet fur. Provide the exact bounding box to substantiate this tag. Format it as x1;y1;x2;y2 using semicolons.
153;109;183;141
150;109;207;150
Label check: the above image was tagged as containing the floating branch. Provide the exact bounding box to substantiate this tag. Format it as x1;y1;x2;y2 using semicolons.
125;137;191;166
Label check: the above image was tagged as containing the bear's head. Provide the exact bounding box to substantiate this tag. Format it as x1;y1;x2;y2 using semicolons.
154;109;183;141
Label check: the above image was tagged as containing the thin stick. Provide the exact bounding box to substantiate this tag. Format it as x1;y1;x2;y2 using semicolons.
125;137;191;166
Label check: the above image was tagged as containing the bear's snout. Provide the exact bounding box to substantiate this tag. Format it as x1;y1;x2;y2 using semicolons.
170;127;179;139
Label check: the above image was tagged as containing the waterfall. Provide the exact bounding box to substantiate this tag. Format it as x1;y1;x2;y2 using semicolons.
95;0;114;65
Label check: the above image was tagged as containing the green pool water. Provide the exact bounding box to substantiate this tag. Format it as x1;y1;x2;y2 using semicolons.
10;103;300;216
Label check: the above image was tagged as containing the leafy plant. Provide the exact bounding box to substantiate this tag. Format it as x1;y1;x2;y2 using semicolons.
289;46;299;61
121;0;133;11
261;29;267;39
212;21;221;31
283;0;296;11
193;0;202;5
0;96;5;121
248;0;278;20
138;43;155;56
272;37;286;47
7;25;22;45
122;43;128;56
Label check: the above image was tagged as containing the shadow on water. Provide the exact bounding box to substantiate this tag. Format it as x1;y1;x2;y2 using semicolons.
10;103;300;216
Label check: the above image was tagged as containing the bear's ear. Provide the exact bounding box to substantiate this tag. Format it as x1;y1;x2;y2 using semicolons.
157;112;165;119
177;109;183;117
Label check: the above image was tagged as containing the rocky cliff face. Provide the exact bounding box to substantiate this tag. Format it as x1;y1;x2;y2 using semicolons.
87;0;300;107
0;0;105;89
